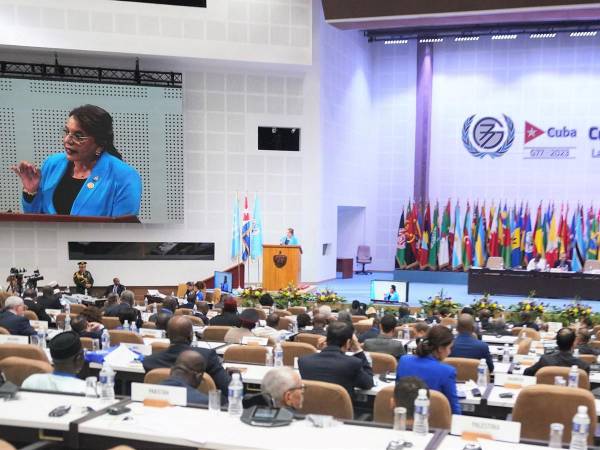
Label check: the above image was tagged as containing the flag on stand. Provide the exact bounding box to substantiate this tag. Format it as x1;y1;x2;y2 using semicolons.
395;211;406;268
405;202;419;268
452;203;463;270
533;204;545;257
488;205;499;257
558;205;569;257
500;206;511;269
474;214;487;267
545;206;559;268
428;203;440;269
438;201;451;269
587;208;598;261
241;196;251;262
523;208;534;264
231;196;240;260
463;203;473;269
250;196;263;260
572;207;585;272
510;208;522;268
419;204;431;269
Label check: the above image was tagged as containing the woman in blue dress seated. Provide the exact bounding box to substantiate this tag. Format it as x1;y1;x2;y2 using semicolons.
13;104;142;218
396;325;461;415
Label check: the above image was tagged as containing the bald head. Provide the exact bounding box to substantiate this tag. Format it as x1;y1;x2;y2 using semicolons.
457;314;475;334
167;316;193;345
171;350;206;390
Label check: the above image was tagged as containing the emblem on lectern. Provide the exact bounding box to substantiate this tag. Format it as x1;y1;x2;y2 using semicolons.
273;252;287;268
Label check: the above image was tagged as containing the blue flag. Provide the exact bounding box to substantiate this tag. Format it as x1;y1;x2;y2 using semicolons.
231;197;240;260
241;195;251;262
250;196;263;260
572;209;585;272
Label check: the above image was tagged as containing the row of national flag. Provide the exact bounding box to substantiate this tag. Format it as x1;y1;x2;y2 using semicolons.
231;195;263;262
395;200;600;272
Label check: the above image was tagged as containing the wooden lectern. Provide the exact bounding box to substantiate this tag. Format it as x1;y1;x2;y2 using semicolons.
262;244;302;291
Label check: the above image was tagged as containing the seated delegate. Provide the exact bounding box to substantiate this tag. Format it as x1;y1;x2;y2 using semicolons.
396;325;461;415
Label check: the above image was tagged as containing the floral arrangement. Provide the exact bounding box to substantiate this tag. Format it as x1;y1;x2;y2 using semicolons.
239;286;264;307
273;283;307;308
469;294;504;313
312;288;343;304
560;302;593;323
508;299;547;317
419;290;461;314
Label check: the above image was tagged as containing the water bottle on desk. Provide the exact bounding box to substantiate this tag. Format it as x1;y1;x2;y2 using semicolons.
227;373;244;417
402;325;410;340
144;297;148;308
502;343;511;364
549;423;564;449
37;329;46;349
265;347;274;366
569;405;590;450
574;348;580;358
65;302;71;315
413;389;429;435
123;320;130;331
274;342;283;367
101;329;111;350
98;362;115;401
131;321;138;334
477;359;488;389
64;312;72;332
568;365;579;388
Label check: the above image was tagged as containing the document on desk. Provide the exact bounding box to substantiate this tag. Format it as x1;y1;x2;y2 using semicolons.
439;436;541;450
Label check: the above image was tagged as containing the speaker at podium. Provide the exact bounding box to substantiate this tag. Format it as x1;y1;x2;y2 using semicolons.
262;244;302;291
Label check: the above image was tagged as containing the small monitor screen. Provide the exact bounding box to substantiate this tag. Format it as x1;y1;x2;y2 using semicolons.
370;281;408;303
214;271;232;293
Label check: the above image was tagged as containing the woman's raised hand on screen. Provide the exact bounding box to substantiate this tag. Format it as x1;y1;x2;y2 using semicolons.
12;161;41;194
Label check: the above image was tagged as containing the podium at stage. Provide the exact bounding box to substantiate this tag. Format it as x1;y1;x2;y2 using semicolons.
262;244;302;291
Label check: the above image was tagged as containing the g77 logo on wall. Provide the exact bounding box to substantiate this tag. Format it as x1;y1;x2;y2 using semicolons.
462;114;515;158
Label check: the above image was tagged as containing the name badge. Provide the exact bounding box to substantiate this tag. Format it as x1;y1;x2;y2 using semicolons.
451;415;521;443
131;382;187;406
513;354;538;366
122;343;152;356
30;320;49;331
494;373;536;388
45;309;61;316
241;336;268;346
0;335;29;344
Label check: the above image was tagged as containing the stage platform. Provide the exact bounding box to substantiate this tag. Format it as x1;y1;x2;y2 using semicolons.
318;271;600;312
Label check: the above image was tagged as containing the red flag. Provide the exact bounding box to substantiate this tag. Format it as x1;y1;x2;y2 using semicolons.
419;203;431;269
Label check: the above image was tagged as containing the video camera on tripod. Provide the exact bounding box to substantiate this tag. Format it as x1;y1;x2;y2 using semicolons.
9;267;44;290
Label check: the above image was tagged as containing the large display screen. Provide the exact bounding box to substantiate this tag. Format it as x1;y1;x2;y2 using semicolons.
370;280;409;303
0;78;183;223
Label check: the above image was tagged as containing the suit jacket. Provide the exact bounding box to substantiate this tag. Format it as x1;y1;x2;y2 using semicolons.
0;311;37;336
23;299;51;323
37;295;62;311
209;312;241;327
160;376;208;405
523;350;590;376
363;335;406;360
103;284;126;297
103;303;131;317
397;354;461;415
449;332;494;372
142;343;230;394
577;343;600;356
358;327;380;343
22;151;142;217
224;327;253;344
298;346;374;398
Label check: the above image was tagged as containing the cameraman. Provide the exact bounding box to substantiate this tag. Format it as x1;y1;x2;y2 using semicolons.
5;274;20;295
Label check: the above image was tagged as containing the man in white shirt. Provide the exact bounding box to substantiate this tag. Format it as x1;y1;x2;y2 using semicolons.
253;314;286;341
527;254;547;271
22;331;86;394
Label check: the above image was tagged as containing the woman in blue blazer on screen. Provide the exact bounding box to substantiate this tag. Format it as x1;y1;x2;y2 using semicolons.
12;104;141;218
396;325;461;414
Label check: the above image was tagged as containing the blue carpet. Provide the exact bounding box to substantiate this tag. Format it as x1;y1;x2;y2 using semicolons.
317;271;599;311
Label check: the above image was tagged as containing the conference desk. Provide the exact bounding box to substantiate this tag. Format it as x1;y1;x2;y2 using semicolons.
468;268;600;299
0;391;584;450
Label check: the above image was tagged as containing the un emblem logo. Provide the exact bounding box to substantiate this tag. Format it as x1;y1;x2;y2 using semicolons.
462;114;514;158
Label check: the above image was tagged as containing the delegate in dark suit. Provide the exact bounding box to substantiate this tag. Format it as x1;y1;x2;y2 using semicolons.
37;287;62;310
103;283;126;297
298;321;374;398
524;327;590;376
23;298;51;324
450;332;494;372
160;377;208;405
0;311;36;336
363;335;406;360
143;343;230;395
